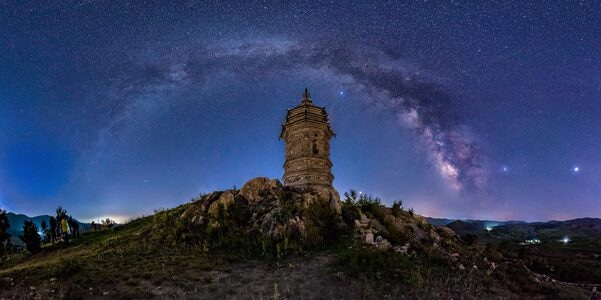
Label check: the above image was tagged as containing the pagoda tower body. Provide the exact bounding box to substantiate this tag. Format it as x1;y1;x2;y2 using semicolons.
280;89;335;189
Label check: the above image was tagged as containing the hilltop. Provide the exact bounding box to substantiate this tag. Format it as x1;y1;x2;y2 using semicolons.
0;178;596;299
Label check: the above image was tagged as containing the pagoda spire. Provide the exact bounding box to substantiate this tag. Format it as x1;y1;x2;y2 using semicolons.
301;88;312;104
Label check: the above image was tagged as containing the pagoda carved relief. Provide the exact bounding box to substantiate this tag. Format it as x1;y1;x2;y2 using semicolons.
280;89;335;189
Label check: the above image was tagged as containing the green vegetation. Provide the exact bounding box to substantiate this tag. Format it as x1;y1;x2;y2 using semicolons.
391;200;402;218
0;210;10;260
151;196;341;260
19;220;41;253
0;191;596;298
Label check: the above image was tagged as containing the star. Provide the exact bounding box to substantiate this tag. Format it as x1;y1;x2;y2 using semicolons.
573;166;580;173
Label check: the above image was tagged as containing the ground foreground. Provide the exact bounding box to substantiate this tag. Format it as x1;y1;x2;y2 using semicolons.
0;180;598;299
0;216;593;299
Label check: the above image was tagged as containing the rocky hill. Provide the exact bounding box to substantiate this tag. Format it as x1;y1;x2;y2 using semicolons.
0;177;595;299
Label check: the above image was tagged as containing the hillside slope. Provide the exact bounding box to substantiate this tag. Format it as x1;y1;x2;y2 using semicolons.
0;178;595;299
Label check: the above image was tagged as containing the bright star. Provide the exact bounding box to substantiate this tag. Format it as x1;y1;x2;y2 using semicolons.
339;91;344;95
573;166;579;172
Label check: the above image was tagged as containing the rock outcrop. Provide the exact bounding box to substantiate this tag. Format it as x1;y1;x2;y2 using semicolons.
349;204;495;275
180;177;342;243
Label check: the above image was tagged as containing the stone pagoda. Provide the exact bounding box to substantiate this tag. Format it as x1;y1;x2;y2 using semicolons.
280;89;335;189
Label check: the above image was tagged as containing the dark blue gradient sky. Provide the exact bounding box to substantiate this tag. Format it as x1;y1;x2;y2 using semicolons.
1;1;600;222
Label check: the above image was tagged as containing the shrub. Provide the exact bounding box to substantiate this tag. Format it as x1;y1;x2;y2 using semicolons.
383;215;409;245
341;197;360;226
302;200;339;245
0;209;10;258
391;201;403;217
357;194;381;212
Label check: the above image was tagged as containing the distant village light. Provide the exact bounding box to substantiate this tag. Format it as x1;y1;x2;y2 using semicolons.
486;226;493;231
562;237;570;244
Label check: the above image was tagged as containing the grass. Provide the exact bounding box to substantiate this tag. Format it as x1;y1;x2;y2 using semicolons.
0;200;596;299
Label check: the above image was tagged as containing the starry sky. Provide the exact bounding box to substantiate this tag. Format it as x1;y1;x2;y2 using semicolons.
1;1;600;222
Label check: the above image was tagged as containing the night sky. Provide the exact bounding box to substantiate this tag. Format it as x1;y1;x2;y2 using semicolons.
1;1;600;222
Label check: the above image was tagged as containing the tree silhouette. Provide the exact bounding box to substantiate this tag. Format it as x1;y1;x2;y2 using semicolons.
49;216;57;243
392;201;403;217
40;219;48;243
0;209;10;258
101;218;115;228
19;220;41;253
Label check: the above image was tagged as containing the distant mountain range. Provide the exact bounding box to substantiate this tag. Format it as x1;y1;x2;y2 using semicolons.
425;217;525;227
489;217;601;240
426;217;601;239
5;212;91;245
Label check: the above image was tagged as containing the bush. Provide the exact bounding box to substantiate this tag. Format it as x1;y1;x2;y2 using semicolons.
0;209;10;259
357;194;381;212
382;215;409;245
391;201;402;217
341;197;360;226
302;200;339;245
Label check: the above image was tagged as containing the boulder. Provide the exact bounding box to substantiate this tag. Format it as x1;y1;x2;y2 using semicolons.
239;177;283;205
375;238;391;251
365;233;374;244
208;191;235;217
180;191;223;223
409;222;428;240
394;243;410;255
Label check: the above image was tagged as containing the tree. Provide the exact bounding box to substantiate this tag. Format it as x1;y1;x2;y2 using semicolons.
40;219;48;243
391;200;403;217
49;216;57;243
101;218;115;228
0;209;10;258
56;206;67;220
19;220;41;253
